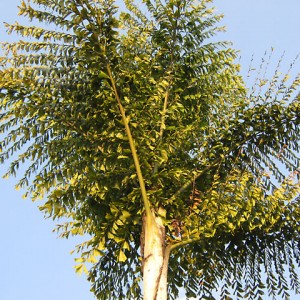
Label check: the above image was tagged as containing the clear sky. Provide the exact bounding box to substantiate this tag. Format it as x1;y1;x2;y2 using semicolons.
0;1;299;300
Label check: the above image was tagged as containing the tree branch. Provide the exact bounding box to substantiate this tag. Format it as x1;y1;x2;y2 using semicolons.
106;64;152;219
167;156;224;204
153;85;171;174
170;237;202;252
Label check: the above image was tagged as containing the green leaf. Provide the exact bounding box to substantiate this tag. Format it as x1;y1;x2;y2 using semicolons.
118;249;127;262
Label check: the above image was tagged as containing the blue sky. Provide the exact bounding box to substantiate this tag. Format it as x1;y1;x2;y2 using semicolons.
0;1;299;300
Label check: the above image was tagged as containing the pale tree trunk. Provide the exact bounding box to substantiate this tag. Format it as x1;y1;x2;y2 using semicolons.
142;211;171;300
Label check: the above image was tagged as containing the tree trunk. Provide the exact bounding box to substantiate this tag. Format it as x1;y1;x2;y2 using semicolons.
142;211;170;300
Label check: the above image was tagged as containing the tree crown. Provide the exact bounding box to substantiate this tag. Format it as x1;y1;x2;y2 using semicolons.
1;0;299;299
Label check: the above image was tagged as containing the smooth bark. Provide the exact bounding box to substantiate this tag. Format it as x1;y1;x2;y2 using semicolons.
142;211;170;300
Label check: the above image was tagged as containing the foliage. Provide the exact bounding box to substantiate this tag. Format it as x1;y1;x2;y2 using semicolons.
0;0;299;299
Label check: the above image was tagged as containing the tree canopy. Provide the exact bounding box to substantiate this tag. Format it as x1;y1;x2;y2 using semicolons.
0;0;299;299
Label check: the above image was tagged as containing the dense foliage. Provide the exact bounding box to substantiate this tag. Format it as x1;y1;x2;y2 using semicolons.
1;0;299;299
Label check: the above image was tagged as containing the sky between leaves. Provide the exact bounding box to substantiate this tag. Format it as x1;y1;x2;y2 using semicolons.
0;1;299;300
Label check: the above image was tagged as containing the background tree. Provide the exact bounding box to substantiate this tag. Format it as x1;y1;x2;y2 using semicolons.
0;0;299;299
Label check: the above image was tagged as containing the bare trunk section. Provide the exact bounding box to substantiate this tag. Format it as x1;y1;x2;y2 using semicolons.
142;211;170;300
156;245;171;299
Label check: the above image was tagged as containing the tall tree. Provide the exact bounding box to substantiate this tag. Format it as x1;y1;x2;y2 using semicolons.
1;0;299;299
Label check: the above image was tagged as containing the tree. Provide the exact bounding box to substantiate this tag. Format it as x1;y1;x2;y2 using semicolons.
0;0;299;299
